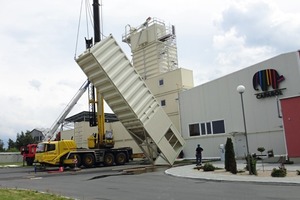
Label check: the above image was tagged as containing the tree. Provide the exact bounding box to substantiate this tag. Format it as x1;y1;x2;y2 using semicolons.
224;137;237;174
8;138;16;150
0;139;5;152
15;131;34;150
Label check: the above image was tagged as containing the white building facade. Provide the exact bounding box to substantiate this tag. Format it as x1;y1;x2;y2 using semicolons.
179;51;300;160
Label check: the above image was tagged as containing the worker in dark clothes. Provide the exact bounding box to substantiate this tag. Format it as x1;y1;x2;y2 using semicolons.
196;144;203;166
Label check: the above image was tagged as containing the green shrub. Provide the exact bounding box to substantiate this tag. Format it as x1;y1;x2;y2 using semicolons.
225;138;237;174
245;155;257;175
271;167;287;177
257;147;265;153
203;163;215;171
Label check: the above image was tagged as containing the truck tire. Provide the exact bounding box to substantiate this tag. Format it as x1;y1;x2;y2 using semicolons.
104;152;114;166
83;153;95;168
115;152;126;165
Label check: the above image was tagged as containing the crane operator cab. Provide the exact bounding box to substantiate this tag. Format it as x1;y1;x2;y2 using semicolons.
88;130;115;149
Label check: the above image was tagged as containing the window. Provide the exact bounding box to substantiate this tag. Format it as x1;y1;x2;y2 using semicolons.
200;123;206;135
197;120;225;136
36;143;45;153
38;143;56;152
159;79;164;86
206;122;212;134
161;99;166;106
212;120;225;134
189;123;200;137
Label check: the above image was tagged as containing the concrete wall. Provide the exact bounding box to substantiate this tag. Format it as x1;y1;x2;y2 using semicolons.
0;152;23;163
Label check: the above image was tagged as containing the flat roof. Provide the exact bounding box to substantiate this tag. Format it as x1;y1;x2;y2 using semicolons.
65;111;119;123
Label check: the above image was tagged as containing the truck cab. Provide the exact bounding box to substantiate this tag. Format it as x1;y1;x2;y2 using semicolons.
20;144;37;166
35;140;77;166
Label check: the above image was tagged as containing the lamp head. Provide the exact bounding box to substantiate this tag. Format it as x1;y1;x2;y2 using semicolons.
237;85;245;94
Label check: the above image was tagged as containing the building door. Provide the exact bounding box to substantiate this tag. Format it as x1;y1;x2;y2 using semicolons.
281;96;300;158
234;133;247;158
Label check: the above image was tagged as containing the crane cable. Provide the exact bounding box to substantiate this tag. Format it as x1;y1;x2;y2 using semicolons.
85;0;94;38
74;0;95;59
74;0;83;59
85;0;90;39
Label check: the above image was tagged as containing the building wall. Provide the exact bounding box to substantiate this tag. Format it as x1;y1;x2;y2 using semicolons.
180;51;300;159
145;68;194;130
30;129;44;142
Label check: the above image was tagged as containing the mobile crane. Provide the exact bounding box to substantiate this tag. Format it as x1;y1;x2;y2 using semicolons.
33;77;133;168
34;0;133;168
21;79;90;166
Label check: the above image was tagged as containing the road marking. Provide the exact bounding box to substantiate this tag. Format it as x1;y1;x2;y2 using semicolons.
30;177;42;180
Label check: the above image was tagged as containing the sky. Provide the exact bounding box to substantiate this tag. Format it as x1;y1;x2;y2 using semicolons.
1;0;300;147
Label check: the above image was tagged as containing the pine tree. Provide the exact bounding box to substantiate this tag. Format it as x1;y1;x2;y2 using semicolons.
15;131;34;150
8;138;16;150
224;137;237;174
0;139;4;152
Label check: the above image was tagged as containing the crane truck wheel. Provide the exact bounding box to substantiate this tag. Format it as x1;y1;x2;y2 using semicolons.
115;152;126;165
83;153;95;168
104;152;114;166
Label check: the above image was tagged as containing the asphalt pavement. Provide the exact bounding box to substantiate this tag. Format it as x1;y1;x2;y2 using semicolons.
2;160;300;185
165;160;300;184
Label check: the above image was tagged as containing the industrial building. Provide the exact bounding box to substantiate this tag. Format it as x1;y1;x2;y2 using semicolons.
180;51;300;162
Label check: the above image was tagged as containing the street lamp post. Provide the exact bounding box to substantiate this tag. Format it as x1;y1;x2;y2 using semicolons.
237;85;252;175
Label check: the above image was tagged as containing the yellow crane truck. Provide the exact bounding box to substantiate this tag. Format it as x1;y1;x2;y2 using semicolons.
34;137;133;168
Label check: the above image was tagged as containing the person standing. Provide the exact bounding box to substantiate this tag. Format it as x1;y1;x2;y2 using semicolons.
196;144;203;166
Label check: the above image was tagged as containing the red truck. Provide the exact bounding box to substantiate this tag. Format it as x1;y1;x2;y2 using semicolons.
20;144;37;166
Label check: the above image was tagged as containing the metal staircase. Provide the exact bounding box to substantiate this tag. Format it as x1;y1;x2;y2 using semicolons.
76;35;185;165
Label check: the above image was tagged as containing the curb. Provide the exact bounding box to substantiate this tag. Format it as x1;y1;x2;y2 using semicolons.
164;167;300;186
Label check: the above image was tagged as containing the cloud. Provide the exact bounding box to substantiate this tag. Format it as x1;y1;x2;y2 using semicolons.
210;0;300;76
217;0;300;50
29;79;42;91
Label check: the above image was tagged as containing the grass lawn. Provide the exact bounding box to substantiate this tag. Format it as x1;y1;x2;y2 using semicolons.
0;188;73;200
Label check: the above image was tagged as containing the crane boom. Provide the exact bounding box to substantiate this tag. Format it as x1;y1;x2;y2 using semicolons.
44;79;90;141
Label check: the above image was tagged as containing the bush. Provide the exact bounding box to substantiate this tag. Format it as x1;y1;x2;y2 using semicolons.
203;163;215;171
245;155;257;175
224;138;237;174
257;147;265;153
271;167;287;177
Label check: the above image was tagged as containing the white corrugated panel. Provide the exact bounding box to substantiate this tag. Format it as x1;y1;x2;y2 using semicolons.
76;35;185;165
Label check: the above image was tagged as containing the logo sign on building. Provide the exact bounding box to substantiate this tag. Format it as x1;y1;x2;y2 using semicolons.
252;69;285;99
